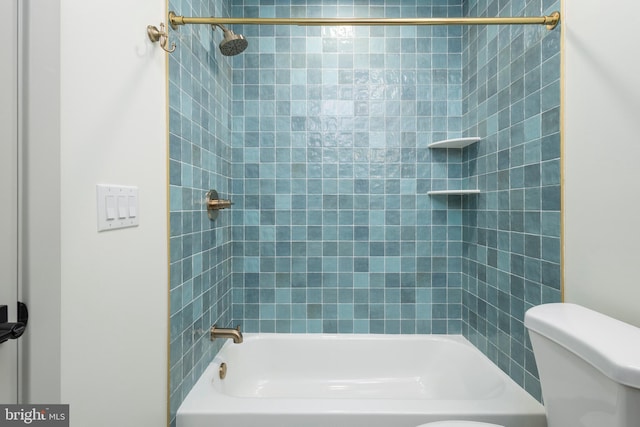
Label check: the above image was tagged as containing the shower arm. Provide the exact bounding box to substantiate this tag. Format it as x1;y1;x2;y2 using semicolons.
147;11;560;54
211;22;229;32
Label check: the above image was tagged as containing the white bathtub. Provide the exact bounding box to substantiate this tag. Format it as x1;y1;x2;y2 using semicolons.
177;334;546;427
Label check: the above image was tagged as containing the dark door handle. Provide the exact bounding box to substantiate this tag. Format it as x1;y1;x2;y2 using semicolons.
0;302;28;344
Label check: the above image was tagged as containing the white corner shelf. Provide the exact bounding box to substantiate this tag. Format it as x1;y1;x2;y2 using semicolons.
428;137;481;149
428;190;481;196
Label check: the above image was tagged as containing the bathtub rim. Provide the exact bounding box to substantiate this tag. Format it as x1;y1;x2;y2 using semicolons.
177;334;546;425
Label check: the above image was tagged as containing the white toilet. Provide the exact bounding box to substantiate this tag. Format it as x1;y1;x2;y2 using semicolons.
417;303;640;427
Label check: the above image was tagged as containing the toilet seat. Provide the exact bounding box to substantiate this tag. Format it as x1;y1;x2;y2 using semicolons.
416;422;504;427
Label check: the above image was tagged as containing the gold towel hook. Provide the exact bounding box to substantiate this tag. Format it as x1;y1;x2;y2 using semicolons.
146;22;176;53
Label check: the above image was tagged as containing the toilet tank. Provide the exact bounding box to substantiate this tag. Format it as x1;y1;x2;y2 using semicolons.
525;303;640;427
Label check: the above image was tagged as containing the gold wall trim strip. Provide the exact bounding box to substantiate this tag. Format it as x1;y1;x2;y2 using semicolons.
164;2;171;426
559;0;565;303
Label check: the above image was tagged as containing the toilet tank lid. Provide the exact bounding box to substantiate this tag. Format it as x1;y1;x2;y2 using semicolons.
525;303;640;389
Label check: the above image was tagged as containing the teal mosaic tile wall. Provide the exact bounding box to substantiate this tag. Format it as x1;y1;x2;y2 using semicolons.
167;0;562;416
460;0;562;400
167;0;233;424
229;0;467;335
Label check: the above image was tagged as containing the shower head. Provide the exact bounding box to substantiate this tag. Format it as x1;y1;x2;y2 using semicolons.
213;24;248;56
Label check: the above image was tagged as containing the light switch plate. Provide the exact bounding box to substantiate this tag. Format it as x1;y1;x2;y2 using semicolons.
96;185;139;231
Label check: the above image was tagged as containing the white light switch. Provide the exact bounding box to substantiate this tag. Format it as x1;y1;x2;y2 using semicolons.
106;196;116;220
117;196;127;219
128;195;138;218
97;185;139;231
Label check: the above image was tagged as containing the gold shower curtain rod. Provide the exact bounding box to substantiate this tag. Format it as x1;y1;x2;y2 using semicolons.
147;11;560;53
168;11;560;29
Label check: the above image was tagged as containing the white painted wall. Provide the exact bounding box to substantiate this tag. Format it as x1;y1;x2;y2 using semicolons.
23;0;168;425
563;0;640;326
59;0;168;424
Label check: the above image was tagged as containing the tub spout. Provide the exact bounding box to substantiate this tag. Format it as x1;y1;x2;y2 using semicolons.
210;324;243;344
